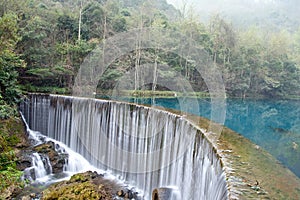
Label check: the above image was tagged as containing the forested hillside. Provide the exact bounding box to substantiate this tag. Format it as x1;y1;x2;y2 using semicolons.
0;0;300;107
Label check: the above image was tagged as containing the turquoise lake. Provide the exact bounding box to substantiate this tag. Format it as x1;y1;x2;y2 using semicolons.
105;97;300;178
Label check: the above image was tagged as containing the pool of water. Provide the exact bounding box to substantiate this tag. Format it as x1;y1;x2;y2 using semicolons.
104;96;300;178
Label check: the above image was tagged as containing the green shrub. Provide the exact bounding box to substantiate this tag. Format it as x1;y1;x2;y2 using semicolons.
0;104;17;120
0;167;23;192
0;118;25;195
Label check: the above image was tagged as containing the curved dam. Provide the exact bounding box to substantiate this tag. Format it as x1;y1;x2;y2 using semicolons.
20;94;228;200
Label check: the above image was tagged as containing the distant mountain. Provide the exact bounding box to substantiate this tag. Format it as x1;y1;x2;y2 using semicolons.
171;0;300;32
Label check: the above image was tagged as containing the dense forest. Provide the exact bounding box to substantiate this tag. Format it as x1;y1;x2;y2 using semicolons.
1;0;300;117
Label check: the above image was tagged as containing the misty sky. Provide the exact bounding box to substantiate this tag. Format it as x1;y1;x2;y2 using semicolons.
166;0;181;8
166;0;273;22
166;0;278;14
166;0;300;30
166;0;276;9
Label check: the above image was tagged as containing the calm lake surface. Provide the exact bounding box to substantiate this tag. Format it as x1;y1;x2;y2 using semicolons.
106;97;300;178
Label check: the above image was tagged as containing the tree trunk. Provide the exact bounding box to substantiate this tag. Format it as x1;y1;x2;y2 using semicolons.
152;57;158;91
134;15;143;91
78;1;82;42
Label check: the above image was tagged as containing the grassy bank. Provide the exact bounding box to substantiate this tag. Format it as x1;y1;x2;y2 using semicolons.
96;89;210;98
0;117;26;199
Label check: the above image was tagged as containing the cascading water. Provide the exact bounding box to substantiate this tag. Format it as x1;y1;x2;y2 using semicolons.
20;112;101;184
22;153;51;182
20;94;229;200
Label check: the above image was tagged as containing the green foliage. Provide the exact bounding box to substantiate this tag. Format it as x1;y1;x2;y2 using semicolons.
0;14;20;49
0;167;23;192
81;2;105;40
0;51;23;102
112;16;127;32
22;85;69;94
0;103;17;120
0;0;299;99
0;118;25;195
0;151;17;170
0;13;23;118
57;14;77;42
0;120;20;166
27;68;54;78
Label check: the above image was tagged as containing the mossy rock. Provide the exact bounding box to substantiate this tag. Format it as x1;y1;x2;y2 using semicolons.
68;173;90;183
34;142;55;154
42;171;113;200
42;181;107;200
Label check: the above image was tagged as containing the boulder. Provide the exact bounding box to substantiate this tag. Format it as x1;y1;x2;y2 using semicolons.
152;188;175;200
41;171;112;200
16;151;33;171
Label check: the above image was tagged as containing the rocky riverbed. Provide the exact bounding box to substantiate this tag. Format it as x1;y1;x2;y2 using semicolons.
17;171;140;200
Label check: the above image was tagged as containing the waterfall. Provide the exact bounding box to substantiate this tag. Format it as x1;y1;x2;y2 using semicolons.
20;112;100;184
22;153;51;182
20;94;229;200
32;153;51;178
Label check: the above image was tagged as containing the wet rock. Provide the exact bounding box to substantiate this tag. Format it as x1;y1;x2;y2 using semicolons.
117;189;139;199
18;192;37;200
257;191;267;195
117;189;125;197
23;167;36;181
34;141;68;174
13;183;47;200
21;196;31;200
16;151;33;171
1;185;23;200
152;188;174;200
124;190;134;199
292;142;298;150
30;193;36;198
251;185;261;191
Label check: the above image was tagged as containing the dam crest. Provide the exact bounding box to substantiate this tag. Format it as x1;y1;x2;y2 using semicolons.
20;94;229;200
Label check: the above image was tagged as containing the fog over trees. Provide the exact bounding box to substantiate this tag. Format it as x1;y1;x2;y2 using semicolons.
167;0;300;31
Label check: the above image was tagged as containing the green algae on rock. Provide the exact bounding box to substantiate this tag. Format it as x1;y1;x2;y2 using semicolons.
41;171;114;200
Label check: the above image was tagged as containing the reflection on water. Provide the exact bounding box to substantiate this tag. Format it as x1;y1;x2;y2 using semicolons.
103;96;300;178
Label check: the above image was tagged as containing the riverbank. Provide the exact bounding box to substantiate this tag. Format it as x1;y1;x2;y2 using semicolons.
96;89;210;98
0;117;28;199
